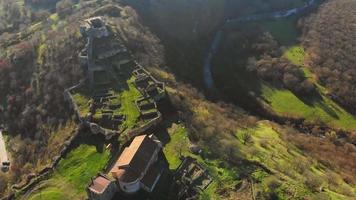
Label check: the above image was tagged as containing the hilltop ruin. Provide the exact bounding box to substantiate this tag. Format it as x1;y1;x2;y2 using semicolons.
66;17;166;141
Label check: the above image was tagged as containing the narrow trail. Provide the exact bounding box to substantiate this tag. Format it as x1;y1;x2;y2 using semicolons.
0;129;9;166
203;0;318;90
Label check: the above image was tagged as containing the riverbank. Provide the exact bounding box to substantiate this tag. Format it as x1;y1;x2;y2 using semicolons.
203;0;321;90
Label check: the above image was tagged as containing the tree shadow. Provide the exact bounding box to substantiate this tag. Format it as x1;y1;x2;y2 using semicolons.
293;90;340;120
148;97;181;146
71;128;107;153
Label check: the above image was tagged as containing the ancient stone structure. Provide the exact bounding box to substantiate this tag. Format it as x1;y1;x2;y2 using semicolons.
173;157;213;200
67;17;166;141
80;17;109;39
79;17;109;88
133;66;166;101
65;17;169;199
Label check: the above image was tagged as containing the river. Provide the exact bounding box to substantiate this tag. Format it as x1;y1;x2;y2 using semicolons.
203;0;319;90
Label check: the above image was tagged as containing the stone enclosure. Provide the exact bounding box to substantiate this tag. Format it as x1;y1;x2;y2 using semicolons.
67;17;166;141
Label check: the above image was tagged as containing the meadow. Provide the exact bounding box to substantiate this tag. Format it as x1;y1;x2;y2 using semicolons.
25;143;110;200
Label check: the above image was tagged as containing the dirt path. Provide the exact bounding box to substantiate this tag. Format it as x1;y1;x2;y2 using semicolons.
0;130;9;165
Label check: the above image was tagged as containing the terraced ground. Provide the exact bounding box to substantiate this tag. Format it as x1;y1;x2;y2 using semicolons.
71;76;142;132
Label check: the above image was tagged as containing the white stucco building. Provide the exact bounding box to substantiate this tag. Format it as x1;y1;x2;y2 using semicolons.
110;134;163;194
87;174;117;200
87;135;164;200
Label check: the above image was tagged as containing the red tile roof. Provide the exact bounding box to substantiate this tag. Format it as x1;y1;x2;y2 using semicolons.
110;135;159;182
89;175;112;194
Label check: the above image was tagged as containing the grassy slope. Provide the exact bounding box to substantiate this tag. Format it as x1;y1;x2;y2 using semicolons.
237;122;312;199
255;18;356;130
215;14;356;130
72;92;91;118
25;144;110;200
237;121;354;199
164;122;355;199
164;123;240;200
163;124;189;170
262;85;356;129
260;46;356;130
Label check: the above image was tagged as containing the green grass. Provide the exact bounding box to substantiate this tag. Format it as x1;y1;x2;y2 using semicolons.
262;85;356;130
283;46;305;66
118;77;141;130
163;123;240;200
72;92;91;118
37;43;47;66
164;124;190;170
71;76;142;131
163;121;355;199
26;144;110;200
49;13;59;23
198;159;240;200
258;45;356;130
28;187;65;200
238;122;303;168
284;46;328;93
236;121;355;199
48;13;65;31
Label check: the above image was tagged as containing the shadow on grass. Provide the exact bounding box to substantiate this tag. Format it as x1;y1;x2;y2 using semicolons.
71;128;108;153
293;89;340;120
152;97;180;146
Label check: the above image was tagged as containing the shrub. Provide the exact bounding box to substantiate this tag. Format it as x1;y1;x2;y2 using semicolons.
266;177;282;191
0;173;8;196
304;171;324;192
240;130;253;145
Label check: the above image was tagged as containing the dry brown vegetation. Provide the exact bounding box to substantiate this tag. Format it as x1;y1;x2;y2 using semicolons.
247;33;316;96
1;0;356;198
0;19;84;197
301;0;356;113
164;74;258;161
109;6;164;67
0;2;165;196
286;133;356;186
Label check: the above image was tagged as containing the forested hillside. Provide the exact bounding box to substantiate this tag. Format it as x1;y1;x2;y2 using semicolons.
0;0;355;200
0;1;163;197
301;0;356;113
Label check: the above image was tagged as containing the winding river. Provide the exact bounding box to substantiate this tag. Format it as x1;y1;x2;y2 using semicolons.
204;0;318;90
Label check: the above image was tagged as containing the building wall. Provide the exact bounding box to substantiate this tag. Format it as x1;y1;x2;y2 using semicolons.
118;179;140;194
118;147;160;194
140;172;162;193
88;180;117;200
